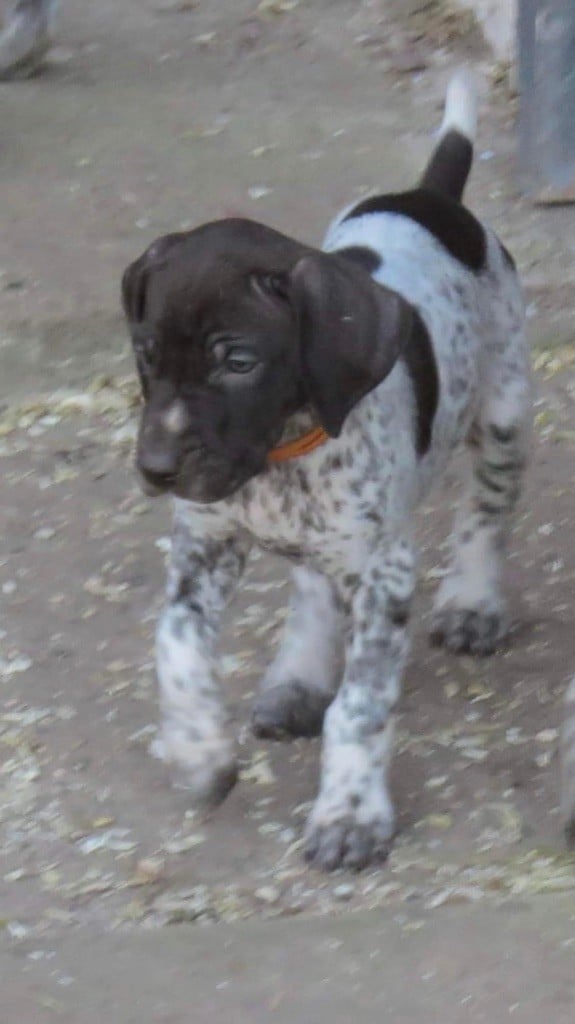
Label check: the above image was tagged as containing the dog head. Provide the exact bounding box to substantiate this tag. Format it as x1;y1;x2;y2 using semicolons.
122;218;411;503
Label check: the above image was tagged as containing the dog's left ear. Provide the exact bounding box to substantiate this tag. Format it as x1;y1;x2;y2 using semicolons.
121;233;184;326
121;251;150;325
291;252;412;437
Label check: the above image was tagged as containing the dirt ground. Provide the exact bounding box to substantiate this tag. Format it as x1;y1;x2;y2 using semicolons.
1;1;575;1020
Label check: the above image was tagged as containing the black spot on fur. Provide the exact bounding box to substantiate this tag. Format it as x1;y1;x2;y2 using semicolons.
477;501;503;516
260;540;304;561
296;469;310;493
337;246;382;275
343;188;486;272
475;466;506;493
174;578;198;605
388;597;410;628
419;130;473;202
401;311;439;456
343;573;360;590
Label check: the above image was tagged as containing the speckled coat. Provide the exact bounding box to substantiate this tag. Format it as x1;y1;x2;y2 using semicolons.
123;73;532;871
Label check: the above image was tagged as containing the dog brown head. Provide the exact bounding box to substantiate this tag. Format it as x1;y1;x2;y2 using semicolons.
122;218;411;503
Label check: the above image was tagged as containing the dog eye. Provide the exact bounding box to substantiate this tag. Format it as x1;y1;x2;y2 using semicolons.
208;338;258;375
224;349;258;374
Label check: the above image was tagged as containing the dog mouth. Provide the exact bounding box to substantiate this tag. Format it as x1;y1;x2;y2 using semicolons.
137;469;175;497
137;448;263;503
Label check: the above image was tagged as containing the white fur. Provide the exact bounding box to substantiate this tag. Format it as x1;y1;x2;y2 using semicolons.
153;606;236;797
161;400;189;435
439;67;478;141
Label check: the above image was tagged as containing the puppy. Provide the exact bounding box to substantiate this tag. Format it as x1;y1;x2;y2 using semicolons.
122;72;532;871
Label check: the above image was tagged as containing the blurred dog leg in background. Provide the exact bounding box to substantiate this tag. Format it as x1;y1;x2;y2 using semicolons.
0;0;56;80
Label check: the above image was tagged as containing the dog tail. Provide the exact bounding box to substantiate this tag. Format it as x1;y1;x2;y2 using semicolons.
420;69;478;202
561;677;575;844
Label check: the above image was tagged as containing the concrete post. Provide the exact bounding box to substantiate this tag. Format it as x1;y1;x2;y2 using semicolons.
518;0;575;202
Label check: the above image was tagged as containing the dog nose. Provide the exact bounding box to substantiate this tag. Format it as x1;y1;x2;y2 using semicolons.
137;448;178;491
140;466;176;490
137;411;181;490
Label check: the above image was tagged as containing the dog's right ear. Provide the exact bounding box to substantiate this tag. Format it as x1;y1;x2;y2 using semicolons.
121;251;148;325
291;251;412;437
121;233;184;325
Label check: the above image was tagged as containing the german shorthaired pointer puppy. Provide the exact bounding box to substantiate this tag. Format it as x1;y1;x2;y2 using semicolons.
122;72;532;871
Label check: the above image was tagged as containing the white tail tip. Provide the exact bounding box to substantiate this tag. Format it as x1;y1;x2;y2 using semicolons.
440;68;478;142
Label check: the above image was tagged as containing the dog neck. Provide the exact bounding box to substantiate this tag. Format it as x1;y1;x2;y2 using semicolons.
268;407;329;464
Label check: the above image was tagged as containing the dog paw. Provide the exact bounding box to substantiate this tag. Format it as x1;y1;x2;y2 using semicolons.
430;605;506;656
151;730;238;808
304;814;394;872
252;681;333;740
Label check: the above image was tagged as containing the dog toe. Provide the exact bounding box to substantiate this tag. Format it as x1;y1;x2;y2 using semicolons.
430;606;506;656
304;817;393;872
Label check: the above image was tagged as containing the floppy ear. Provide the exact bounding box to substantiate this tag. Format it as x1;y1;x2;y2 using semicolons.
121;233;184;325
121;251;149;325
291;251;412;437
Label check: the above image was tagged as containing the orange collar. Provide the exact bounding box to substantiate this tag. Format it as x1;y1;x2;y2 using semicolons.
268;426;329;464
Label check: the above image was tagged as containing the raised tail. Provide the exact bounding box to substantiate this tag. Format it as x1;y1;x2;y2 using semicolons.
420;69;478;202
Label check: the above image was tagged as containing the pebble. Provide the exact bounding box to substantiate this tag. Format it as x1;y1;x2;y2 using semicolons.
333;883;355;901
254;886;281;905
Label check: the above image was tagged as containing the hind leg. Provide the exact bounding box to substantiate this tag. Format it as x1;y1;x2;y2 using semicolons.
252;566;343;739
431;370;531;656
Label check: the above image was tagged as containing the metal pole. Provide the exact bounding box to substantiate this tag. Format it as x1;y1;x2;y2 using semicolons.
518;0;575;202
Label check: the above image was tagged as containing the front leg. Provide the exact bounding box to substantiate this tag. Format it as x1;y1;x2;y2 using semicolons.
305;538;415;871
152;517;249;807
